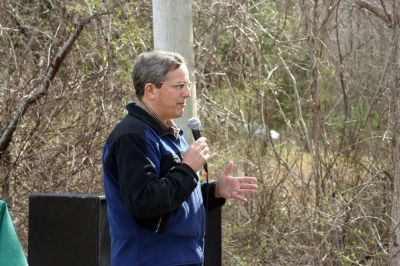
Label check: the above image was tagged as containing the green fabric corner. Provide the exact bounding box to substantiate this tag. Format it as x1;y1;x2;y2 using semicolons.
0;200;29;266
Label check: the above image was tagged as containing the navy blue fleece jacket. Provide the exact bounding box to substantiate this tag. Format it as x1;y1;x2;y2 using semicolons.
102;102;224;266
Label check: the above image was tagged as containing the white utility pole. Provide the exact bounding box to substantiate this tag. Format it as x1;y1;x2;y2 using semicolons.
152;6;221;265
152;0;197;142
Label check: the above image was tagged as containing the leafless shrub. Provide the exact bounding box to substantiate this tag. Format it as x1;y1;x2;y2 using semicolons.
0;0;398;264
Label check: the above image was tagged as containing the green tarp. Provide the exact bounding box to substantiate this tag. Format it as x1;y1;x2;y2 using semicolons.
0;200;28;266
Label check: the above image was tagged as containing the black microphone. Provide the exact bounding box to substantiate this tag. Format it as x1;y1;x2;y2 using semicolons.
187;117;209;179
187;117;202;140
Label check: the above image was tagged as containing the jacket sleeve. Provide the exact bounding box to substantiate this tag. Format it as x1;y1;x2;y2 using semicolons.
201;182;226;211
113;132;199;221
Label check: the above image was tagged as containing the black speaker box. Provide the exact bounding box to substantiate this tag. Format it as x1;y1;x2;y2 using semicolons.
28;194;110;266
28;193;221;266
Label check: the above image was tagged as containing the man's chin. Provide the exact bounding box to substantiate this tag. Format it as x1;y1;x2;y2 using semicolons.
174;110;185;119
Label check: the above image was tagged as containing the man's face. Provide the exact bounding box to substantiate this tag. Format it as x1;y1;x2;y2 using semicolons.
152;64;191;121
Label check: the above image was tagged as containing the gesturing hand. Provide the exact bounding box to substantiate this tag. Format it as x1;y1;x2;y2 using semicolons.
215;161;258;202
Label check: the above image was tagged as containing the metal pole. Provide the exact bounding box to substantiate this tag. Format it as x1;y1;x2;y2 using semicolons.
152;0;197;141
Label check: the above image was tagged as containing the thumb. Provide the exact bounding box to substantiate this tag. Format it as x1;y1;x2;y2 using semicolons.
222;161;234;177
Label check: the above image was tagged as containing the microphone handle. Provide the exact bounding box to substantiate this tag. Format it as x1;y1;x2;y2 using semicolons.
204;163;209;182
203;162;208;172
191;129;201;140
190;129;209;179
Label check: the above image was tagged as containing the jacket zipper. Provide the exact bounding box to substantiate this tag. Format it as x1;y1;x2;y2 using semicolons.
155;216;163;233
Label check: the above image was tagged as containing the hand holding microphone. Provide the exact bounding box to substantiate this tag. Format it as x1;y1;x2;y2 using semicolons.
182;118;209;176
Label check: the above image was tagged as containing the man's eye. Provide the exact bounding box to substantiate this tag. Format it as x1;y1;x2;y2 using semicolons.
177;83;185;89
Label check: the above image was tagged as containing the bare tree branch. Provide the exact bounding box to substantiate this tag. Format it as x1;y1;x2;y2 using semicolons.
356;0;395;27
0;12;109;156
277;48;311;152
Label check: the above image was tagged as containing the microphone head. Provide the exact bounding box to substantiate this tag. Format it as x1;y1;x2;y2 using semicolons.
187;117;201;131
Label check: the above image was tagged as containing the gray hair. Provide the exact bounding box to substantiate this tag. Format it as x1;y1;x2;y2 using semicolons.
132;50;186;99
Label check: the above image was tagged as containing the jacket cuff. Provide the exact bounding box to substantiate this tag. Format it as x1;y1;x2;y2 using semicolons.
202;182;226;211
179;163;199;181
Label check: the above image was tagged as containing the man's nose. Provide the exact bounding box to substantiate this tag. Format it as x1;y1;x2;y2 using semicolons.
182;86;191;97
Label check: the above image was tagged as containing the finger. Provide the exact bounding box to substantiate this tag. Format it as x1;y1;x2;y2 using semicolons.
199;143;209;152
201;147;210;157
238;177;257;183
202;146;210;153
235;195;248;202
196;137;207;143
240;184;258;190
222;161;234;177
238;188;257;195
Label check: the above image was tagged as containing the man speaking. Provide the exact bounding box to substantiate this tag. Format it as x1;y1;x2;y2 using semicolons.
102;50;258;266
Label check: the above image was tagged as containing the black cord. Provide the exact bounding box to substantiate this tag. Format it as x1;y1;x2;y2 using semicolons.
205;169;209;210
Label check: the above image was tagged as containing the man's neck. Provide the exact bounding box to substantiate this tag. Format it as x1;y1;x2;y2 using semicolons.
134;98;180;138
137;98;165;122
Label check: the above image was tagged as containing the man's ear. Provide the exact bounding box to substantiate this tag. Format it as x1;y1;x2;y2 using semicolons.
144;83;157;100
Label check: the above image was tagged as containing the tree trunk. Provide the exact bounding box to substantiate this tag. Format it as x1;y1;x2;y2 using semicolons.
390;2;400;264
309;0;322;210
302;1;324;263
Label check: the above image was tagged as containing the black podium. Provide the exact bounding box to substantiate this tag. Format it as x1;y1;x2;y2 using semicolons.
28;193;221;266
